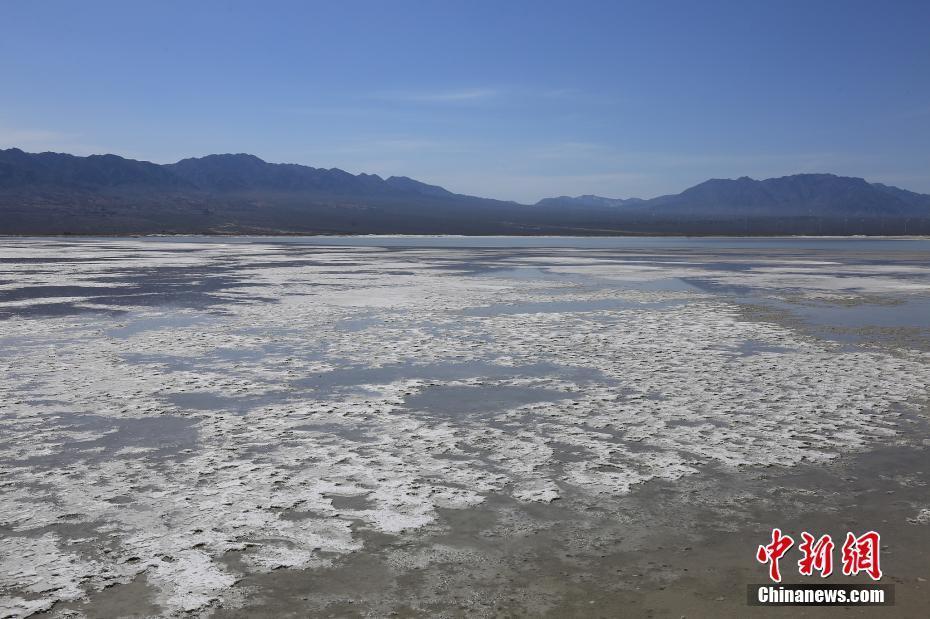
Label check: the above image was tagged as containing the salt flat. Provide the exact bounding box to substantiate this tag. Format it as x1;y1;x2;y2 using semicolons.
1;237;929;617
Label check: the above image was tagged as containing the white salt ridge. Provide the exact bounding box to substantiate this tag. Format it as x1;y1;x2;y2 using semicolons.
512;479;561;503
0;534;100;617
146;550;237;612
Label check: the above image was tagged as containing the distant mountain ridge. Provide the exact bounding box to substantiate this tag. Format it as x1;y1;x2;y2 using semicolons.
0;149;463;200
537;174;930;215
1;148;929;235
645;174;930;215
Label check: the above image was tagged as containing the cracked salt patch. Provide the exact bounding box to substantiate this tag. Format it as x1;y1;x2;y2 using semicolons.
1;238;929;616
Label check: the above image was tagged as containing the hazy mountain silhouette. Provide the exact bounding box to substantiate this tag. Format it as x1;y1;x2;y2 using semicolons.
644;174;930;215
534;195;645;208
1;148;928;235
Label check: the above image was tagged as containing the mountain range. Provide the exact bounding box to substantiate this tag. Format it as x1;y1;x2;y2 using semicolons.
2;147;929;235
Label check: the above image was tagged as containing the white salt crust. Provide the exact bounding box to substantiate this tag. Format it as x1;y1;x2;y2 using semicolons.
1;239;928;616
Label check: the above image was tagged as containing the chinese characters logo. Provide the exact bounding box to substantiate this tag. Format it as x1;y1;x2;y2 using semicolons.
756;529;882;582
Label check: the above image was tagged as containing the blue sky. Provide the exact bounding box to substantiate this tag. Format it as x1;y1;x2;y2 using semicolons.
2;0;929;202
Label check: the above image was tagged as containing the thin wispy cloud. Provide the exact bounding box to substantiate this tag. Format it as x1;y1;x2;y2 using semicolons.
538;88;620;105
373;88;498;103
276;105;380;116
332;137;473;154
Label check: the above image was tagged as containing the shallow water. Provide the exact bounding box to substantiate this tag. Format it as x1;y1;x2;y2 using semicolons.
136;234;930;250
782;296;930;328
401;384;577;417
